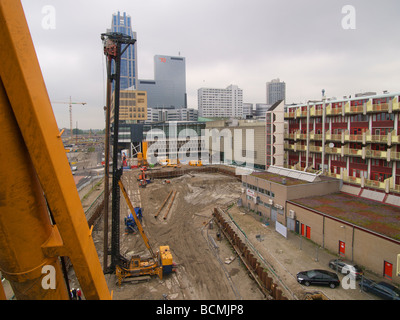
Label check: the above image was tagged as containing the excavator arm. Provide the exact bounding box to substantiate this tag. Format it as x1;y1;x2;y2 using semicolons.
118;180;156;260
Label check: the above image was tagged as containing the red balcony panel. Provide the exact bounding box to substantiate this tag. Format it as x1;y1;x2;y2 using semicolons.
371;120;394;128
331;123;348;129
350;122;369;130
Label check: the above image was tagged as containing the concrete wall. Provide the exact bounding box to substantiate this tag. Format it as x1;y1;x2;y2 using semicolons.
205;120;266;169
287;201;400;285
241;174;340;226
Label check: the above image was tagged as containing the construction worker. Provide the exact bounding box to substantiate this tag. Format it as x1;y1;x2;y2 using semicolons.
76;288;82;300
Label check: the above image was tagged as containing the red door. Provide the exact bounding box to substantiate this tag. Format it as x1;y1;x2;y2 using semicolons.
384;261;393;280
306;226;311;239
301;224;305;236
339;241;345;257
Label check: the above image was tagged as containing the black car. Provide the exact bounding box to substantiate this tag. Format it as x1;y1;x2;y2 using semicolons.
359;278;400;300
328;259;363;280
297;269;340;289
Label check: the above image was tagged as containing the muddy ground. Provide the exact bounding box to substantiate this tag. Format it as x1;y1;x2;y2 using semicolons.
90;169;265;300
67;167;385;301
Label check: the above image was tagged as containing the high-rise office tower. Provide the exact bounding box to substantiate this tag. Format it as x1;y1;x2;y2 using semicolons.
138;55;187;109
108;11;138;90
266;79;286;105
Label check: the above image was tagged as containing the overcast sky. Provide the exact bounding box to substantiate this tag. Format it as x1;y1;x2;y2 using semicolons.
20;0;400;129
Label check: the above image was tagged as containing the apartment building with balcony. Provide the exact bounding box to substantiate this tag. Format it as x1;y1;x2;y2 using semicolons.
284;92;400;197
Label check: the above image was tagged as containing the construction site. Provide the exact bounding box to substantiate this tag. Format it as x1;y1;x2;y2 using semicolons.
0;1;288;301
2;1;396;304
71;163;293;301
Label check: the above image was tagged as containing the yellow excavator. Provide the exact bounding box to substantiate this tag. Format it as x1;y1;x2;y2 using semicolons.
116;181;174;286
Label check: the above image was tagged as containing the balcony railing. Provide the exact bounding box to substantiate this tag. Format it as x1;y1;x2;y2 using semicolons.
390;151;400;161
367;134;388;144
390;131;400;144
324;169;399;194
295;131;307;140
345;104;365;114
310;133;322;141
343;146;363;157
393;97;399;112
309;145;323;153
284;132;296;140
295;143;307;151
364;178;386;190
284;143;294;151
367;103;389;113
284;112;296;119
365;149;387;160
346;133;364;143
326;105;343;116
343;175;362;186
325;146;342;155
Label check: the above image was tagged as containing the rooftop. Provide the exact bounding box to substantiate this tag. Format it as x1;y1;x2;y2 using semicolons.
291;192;400;241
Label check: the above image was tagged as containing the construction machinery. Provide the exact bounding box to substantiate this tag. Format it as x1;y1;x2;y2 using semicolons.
138;166;149;188
159;158;181;168
137;141;149;167
116;180;174;286
189;160;202;166
124;207;143;234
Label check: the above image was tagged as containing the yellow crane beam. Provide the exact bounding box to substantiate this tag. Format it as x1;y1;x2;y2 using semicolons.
0;0;111;300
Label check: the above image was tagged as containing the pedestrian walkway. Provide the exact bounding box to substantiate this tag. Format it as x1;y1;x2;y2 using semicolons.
226;205;384;300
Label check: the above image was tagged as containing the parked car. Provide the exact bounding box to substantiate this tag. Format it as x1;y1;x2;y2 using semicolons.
328;259;363;280
297;269;340;289
359;278;400;300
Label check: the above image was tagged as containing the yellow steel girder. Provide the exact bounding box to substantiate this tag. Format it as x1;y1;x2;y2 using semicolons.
0;0;111;299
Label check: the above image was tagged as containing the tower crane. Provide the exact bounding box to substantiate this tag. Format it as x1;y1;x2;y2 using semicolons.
52;97;86;142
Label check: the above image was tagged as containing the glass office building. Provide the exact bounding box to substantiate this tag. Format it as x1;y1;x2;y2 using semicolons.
138;55;187;109
108;12;138;90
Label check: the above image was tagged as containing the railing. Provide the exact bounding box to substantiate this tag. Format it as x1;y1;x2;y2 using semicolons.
345;105;364;114
325;146;342;155
284;112;296;119
347;134;363;143
391;151;400;161
310;133;322;141
364;178;385;190
326;132;342;142
343;147;363;157
284;143;294;151
368;134;388;144
367;103;389;113
296;132;307;140
365;149;387;159
326;106;343;116
391;184;400;194
343;175;362;186
391;132;399;144
296;144;307;151
309;145;323;153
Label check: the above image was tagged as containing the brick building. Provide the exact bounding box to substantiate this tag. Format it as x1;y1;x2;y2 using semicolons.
284;92;400;197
